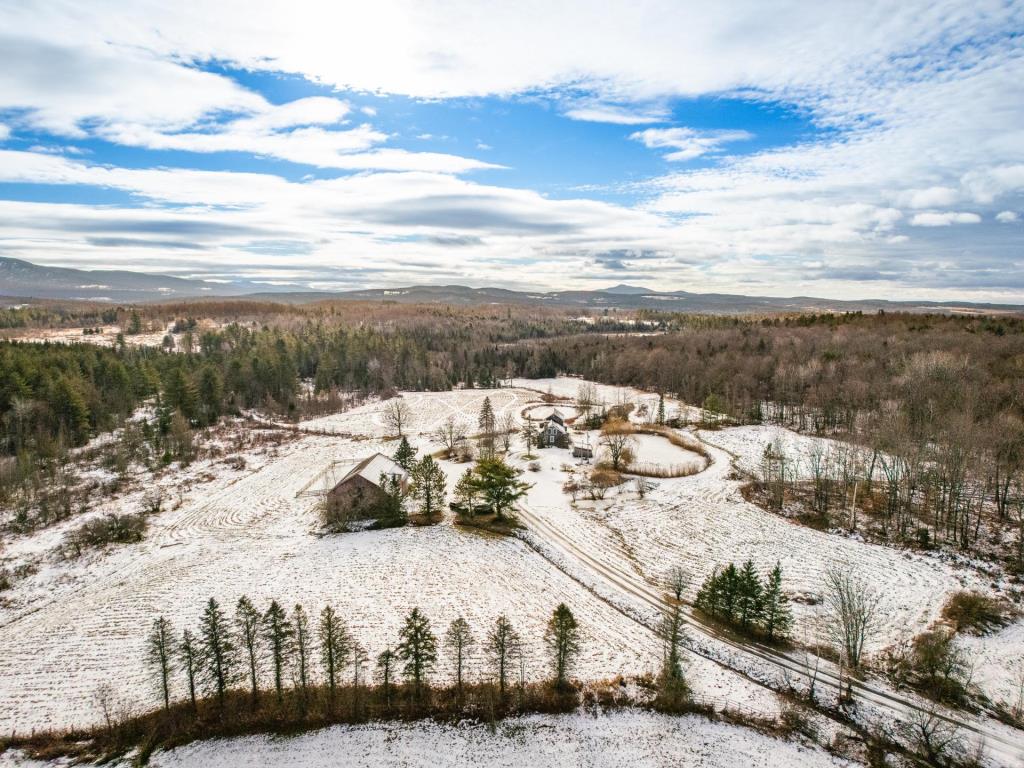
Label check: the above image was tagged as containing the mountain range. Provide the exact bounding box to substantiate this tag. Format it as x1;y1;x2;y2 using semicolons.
2;257;1021;315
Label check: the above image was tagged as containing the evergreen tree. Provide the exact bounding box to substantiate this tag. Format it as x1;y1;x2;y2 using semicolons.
198;597;237;709
453;468;479;517
469;457;530;521
395;607;438;701
657;393;666;425
165;367;198;421
377;473;408;526
146;616;175;711
376;647;396;708
50;376;90;445
760;562;793;641
720;562;740;623
393;436;416;471
198;365;223;426
318;605;352;707
263;599;294;705
235;596;262;706
477;396;496;458
544;603;581;689
445;617;475;694
180;628;199;711
736;559;764;631
410;454;446;519
293;604;312;707
486;614;519;697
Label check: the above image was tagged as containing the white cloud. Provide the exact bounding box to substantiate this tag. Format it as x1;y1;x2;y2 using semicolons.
630;127;753;161
0;1;1023;298
910;211;982;226
563;102;668;125
996;210;1019;223
0;123;9;141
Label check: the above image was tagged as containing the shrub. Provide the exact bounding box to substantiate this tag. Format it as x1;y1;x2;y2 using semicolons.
65;512;148;555
941;591;1009;635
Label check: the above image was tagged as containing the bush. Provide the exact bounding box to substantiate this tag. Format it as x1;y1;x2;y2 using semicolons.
65;512;148;555
941;591;1009;635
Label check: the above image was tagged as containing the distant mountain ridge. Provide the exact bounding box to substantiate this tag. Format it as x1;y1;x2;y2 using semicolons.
2;257;1022;315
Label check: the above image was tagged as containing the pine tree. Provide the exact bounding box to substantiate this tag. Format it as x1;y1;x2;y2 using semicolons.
453;468;478;517
469;457;530;521
657;393;666;425
478;396;496;458
445;617;475;694
318;605;352;707
410;454;446;519
180;628;199;711
198;597;237;709
292;604;312;707
544;604;581;689
198;366;223;426
736;559;764;632
393;436;416;471
376;647;396;708
487;614;519;697
263;599;294;705
235;596;262;707
760;562;793;642
720;563;740;623
395;607;438;701
146;616;175;711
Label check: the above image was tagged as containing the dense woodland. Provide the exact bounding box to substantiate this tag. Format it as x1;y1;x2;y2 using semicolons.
2;302;1024;560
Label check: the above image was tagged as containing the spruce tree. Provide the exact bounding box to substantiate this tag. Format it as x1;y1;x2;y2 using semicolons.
396;607;438;701
760;562;793;641
393;436;416;471
545;603;581;689
486;614;519;697
318;605;352;707
445;617;475;693
411;454;446;519
736;559;764;632
478;396;496;458
376;647;396;708
198;597;237;709
146;616;175;711
292;604;312;707
235;596;262;707
262;599;294;705
180;628;199;711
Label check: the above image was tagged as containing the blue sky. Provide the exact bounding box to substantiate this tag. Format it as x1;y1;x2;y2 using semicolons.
0;1;1022;300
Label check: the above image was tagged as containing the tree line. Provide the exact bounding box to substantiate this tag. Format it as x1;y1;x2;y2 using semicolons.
145;596;587;717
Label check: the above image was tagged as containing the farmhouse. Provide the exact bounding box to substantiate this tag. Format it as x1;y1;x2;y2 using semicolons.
326;453;409;520
537;408;571;449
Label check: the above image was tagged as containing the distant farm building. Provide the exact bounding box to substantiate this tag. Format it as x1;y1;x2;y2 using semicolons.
572;444;593;460
326;453;409;521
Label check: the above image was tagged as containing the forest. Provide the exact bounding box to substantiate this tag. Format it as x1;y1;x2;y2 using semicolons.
2;302;1023;559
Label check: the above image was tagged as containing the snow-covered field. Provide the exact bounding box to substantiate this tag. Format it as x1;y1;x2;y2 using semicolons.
1;377;1021;757
0;711;855;768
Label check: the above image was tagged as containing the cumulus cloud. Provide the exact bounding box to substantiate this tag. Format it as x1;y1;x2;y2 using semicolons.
0;123;9;141
1;1;1023;299
630;127;753;161
910;211;982;227
996;210;1019;223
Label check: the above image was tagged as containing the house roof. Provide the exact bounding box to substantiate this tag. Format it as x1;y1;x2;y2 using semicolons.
338;452;408;488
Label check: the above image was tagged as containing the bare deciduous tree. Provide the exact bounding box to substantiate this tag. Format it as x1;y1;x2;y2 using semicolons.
824;566;880;671
600;419;636;471
434;416;468;458
382;397;411;437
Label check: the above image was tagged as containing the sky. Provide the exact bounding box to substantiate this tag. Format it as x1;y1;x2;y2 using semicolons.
0;1;1022;301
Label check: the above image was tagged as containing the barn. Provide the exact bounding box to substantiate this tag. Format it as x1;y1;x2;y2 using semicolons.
325;453;409;521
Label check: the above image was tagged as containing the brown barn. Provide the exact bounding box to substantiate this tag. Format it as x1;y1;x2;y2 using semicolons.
326;453;409;522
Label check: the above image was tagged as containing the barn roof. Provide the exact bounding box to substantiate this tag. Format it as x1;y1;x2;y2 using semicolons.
338;452;408;488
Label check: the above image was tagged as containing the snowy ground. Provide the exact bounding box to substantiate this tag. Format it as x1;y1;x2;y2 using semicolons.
1;377;1020;753
0;711;857;768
